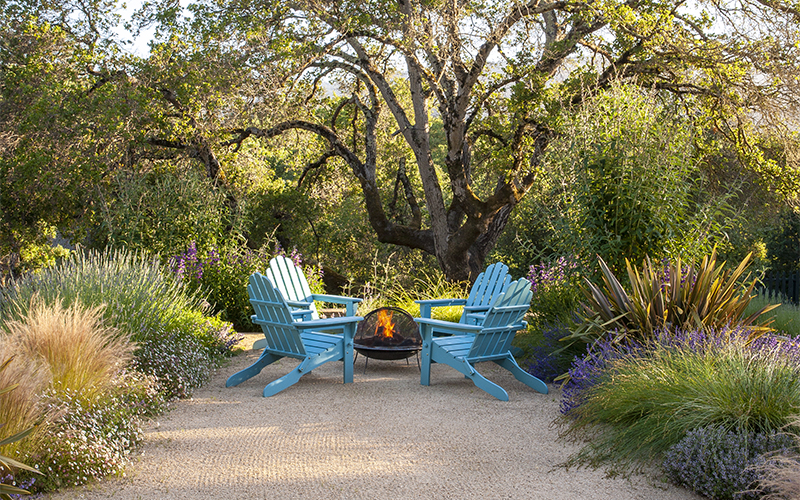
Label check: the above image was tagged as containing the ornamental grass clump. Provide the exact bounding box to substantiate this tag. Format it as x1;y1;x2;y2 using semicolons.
565;250;778;349
3;299;132;402
560;328;800;474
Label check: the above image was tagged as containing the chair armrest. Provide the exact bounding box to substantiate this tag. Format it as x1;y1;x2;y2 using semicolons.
293;316;363;330
414;317;482;341
414;298;467;318
290;310;315;320
310;294;363;316
285;299;313;309
293;315;363;341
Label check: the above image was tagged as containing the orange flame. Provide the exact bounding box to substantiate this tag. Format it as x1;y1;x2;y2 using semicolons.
375;309;396;339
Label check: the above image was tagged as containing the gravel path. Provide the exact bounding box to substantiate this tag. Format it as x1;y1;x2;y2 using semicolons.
45;334;701;500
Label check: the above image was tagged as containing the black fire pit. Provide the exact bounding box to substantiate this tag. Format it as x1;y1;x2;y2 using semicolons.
354;307;421;371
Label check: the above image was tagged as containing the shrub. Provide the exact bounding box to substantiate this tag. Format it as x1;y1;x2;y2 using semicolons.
521;321;582;383
526;256;582;325
0;247;241;399
560;328;800;473
169;242;271;330
25;369;164;492
0;247;206;342
566;250;778;349
131;316;220;400
663;426;795;500
541;84;734;273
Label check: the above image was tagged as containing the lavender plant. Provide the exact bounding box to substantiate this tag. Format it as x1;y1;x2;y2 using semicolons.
663;426;795;500
517;257;584;380
526;256;582;325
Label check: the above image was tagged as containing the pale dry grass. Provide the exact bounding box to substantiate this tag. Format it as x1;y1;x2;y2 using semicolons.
3;297;134;402
756;417;800;499
0;346;51;458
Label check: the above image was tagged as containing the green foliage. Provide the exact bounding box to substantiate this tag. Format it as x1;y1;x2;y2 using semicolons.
746;295;800;338
568;250;778;348
562;332;800;474
96;169;244;259
385;272;469;322
542;85;735;274
169;242;272;331
765;209;800;273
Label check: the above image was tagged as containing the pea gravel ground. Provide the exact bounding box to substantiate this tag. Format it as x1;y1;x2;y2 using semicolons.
45;334;701;500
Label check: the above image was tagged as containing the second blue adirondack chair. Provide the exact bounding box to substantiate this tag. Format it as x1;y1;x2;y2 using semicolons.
415;261;511;330
226;273;362;397
415;278;548;401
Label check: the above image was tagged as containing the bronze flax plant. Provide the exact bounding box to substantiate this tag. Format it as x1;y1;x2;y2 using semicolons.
567;249;779;347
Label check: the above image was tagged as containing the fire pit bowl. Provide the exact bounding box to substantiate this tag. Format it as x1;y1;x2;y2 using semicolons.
354;307;422;363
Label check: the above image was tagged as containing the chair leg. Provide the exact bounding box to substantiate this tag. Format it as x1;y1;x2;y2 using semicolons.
466;368;509;401
226;351;281;387
495;356;548;394
263;357;312;397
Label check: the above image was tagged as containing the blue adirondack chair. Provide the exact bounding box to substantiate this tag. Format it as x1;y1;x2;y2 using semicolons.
226;272;362;397
415;261;511;328
252;255;362;350
415;278;548;401
266;255;362;320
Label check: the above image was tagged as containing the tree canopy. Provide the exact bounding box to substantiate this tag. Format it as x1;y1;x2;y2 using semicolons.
158;0;800;279
2;0;799;281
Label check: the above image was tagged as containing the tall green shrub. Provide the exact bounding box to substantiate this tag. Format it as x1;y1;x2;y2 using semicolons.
541;84;734;273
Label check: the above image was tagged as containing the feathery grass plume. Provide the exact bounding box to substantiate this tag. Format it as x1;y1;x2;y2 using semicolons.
0;349;51;463
751;416;800;499
4;298;133;402
560;328;800;474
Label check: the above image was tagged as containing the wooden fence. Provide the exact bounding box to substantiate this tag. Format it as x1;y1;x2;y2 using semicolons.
757;271;800;305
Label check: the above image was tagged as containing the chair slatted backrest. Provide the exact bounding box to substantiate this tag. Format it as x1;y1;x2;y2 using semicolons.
463;262;511;320
265;255;319;320
248;272;306;357
467;279;532;361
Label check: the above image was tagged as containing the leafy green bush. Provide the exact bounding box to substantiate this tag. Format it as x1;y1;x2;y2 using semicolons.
541;84;734;274
567;250;777;348
95;168;245;259
560;328;800;474
168;242;271;330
